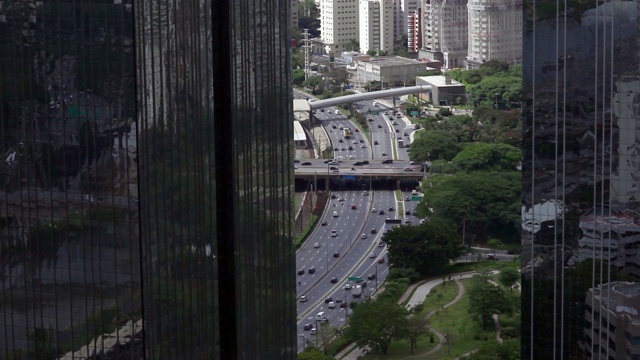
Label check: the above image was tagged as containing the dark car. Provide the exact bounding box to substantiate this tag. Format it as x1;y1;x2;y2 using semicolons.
367;274;376;280
297;269;305;275
331;125;337;129
371;228;377;234
367;118;374;122
348;146;354;150
304;323;313;331
324;159;332;163
404;132;408;137
405;210;411;215
389;116;394;120
395;129;400;132
321;109;325;112
321;220;328;226
374;141;379;145
294;159;300;163
379;210;385;215
355;278;363;284
361;281;367;287
382;159;393;164
377;124;382;128
301;162;312;165
388;207;394;211
340;302;347;308
338;139;344;143
507;249;520;255
354;161;363;166
377;257;385;264
329;166;338;171
330;277;338;283
324;297;333;303
333;252;340;257
308;267;316;274
362;160;369;165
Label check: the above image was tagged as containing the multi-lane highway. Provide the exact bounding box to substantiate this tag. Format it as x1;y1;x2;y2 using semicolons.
294;92;426;350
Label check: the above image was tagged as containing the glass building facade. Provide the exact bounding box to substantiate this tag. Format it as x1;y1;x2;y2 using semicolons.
523;0;640;358
0;1;295;359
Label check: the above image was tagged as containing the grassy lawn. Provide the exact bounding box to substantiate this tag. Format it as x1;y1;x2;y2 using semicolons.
295;214;318;247
423;279;495;360
418;281;460;315
355;334;438;359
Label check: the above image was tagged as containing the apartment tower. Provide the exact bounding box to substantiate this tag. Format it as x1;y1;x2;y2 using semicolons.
421;0;468;69
466;0;522;68
320;0;360;55
359;0;394;54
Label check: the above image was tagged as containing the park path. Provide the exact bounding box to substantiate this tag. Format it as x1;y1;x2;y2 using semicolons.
336;276;470;359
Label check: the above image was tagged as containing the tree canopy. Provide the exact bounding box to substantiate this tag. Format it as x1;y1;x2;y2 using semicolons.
346;299;408;355
383;218;464;276
417;171;520;241
297;347;333;360
499;268;520;293
409;131;460;162
467;275;515;331
465;339;521;360
451;142;521;173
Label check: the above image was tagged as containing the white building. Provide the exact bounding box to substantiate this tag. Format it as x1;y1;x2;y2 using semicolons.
356;56;427;85
465;0;522;68
393;0;419;40
319;0;360;55
419;0;468;69
407;9;421;52
359;0;394;54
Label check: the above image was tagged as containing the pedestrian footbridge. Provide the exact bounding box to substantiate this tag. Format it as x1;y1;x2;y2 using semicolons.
307;85;432;110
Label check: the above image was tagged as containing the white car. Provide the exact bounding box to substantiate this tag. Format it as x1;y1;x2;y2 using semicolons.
420;219;426;224
369;252;376;258
371;207;377;213
362;191;369;196
360;144;366;148
331;230;338;237
333;211;339;217
328;301;336;309
299;295;308;303
344;283;352;290
404;218;411;224
314;242;321;248
328;160;338;165
360;233;367;239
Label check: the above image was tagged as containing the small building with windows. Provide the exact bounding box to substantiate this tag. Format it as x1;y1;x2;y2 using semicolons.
415;75;467;106
355;56;429;87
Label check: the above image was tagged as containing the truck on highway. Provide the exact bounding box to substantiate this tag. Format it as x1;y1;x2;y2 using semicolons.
343;127;353;138
398;138;404;148
352;285;362;298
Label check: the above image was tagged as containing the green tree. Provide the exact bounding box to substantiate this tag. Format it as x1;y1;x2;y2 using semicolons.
466;339;521;360
417;172;520;241
467;276;514;331
367;49;377;56
428;160;455;174
364;81;382;92
298;0;318;17
478;59;510;77
410;131;460;162
346;299;408;355
293;69;306;86
298;347;333;360
405;314;430;354
384;218;464;276
451;142;521;173
304;76;325;94
469;76;522;109
323;68;350;93
344;39;360;52
499;268;520;293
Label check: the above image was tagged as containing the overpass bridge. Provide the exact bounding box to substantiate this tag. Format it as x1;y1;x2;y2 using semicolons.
294;168;425;191
305;85;432;110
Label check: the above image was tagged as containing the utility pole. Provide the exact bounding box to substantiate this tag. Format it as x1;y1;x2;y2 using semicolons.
302;29;311;81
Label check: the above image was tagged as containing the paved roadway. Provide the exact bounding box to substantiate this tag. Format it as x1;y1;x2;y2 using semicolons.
295;158;425;175
313;108;370;160
296;190;398;340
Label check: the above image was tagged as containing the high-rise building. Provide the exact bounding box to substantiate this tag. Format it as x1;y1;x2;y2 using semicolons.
420;0;468;69
0;1;296;359
523;0;640;358
292;0;299;30
466;0;522;68
359;0;394;54
407;9;422;53
319;0;360;55
393;0;419;41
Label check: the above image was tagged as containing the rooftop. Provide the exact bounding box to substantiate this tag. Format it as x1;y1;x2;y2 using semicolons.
363;56;426;67
417;75;465;87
